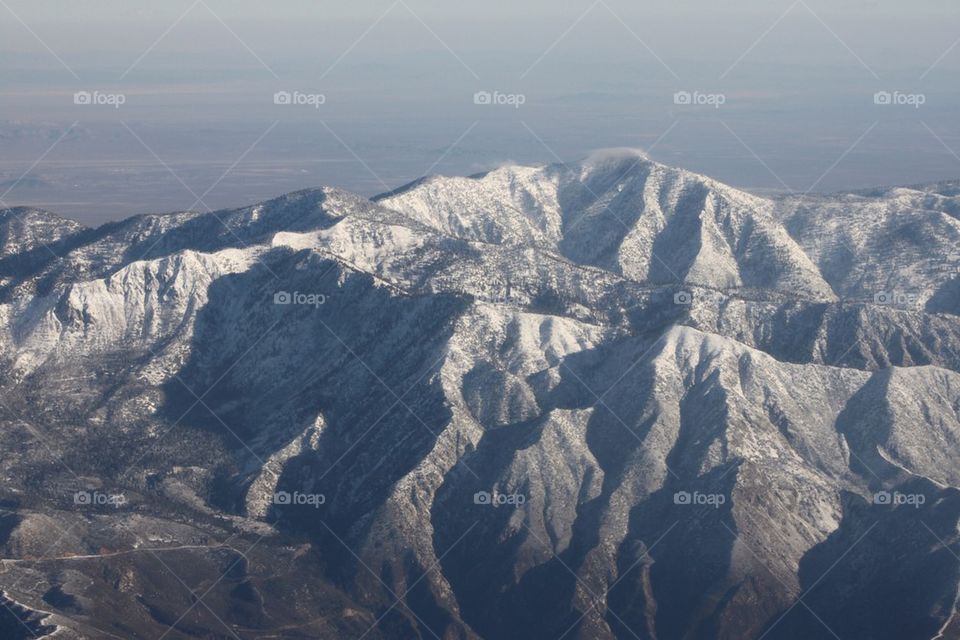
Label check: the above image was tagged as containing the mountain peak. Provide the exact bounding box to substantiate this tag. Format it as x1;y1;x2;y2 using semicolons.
376;153;834;299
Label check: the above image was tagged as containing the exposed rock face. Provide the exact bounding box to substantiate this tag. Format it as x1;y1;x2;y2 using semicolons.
0;152;958;638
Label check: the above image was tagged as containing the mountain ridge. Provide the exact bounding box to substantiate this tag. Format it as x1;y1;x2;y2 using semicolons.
0;153;958;639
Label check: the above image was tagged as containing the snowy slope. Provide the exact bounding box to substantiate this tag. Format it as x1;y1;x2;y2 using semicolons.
0;155;957;639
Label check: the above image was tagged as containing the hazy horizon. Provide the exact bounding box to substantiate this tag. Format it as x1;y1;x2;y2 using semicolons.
2;0;960;224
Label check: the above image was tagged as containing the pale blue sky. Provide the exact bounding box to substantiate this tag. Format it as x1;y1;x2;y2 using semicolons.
2;0;959;223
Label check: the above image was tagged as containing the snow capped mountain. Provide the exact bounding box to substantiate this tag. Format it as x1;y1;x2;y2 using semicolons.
378;149;836;301
0;153;958;639
0;207;83;258
775;186;960;310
